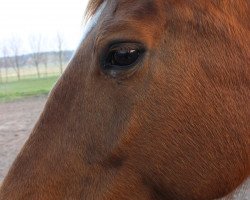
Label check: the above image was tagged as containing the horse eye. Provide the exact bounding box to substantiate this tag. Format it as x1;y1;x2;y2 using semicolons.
106;48;140;68
102;43;145;76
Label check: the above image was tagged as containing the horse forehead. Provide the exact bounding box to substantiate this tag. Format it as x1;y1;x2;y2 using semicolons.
85;0;164;47
116;0;159;18
84;0;160;37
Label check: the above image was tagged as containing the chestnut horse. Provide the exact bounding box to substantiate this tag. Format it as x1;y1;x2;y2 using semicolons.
0;0;249;199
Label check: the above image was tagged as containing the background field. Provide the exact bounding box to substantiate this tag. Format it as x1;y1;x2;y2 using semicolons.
0;76;59;102
0;52;71;102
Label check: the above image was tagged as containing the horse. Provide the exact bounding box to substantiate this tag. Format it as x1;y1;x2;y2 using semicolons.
0;0;249;199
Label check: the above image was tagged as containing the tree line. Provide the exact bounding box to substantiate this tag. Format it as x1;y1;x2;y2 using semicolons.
0;33;72;83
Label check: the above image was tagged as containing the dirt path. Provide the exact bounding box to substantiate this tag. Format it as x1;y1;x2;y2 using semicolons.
0;96;47;182
0;96;249;199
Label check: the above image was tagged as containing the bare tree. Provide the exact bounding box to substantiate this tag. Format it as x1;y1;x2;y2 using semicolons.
9;37;22;81
42;52;49;77
29;35;43;78
2;46;10;83
0;48;3;83
56;33;64;74
41;37;49;77
0;59;2;83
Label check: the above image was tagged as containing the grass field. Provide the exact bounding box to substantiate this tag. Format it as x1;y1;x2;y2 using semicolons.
0;76;60;102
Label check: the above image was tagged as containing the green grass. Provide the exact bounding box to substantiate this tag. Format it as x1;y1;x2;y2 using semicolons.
0;76;60;102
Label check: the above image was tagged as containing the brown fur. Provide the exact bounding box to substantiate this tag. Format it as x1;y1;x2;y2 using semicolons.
0;0;249;199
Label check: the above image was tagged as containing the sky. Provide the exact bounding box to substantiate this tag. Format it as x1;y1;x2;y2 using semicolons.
0;0;89;55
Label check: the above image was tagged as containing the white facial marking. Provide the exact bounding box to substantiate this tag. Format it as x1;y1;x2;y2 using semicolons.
81;0;107;42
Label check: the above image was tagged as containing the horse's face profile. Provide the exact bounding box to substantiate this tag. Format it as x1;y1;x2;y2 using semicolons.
0;0;249;199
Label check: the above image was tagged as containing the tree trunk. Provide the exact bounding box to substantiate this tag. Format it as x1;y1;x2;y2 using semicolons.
0;68;2;83
17;67;20;81
5;67;8;83
59;51;63;74
35;64;40;78
45;64;48;77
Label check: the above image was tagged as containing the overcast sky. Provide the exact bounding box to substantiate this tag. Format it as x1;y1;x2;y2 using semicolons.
0;0;89;55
